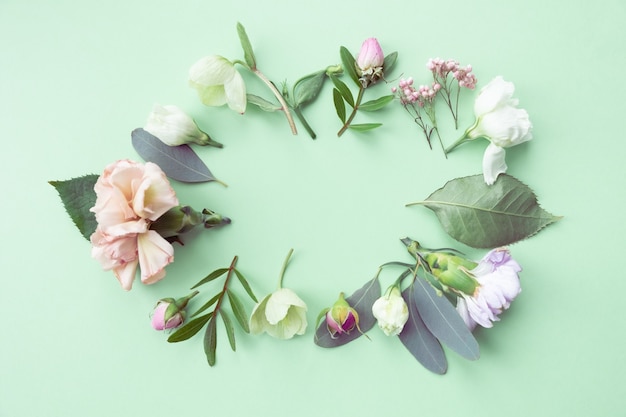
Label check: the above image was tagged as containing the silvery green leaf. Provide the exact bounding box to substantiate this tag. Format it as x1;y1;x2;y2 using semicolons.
49;175;98;240
408;174;562;248
131;128;221;184
313;276;380;347
221;310;236;351
398;285;447;374
234;268;257;303
190;292;222;318
413;274;479;360
191;268;229;289
293;70;326;107
247;94;282;112
383;51;398;73
227;289;249;333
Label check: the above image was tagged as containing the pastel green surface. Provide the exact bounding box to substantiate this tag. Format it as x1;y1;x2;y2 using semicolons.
1;0;625;416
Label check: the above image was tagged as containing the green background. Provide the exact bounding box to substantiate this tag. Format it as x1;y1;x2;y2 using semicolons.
2;0;625;415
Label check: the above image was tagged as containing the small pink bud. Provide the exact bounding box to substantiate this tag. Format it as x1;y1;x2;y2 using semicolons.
151;291;198;331
356;38;384;71
325;292;359;338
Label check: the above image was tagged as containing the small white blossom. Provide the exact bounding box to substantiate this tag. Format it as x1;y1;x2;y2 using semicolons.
144;104;214;146
189;55;247;114
372;286;409;336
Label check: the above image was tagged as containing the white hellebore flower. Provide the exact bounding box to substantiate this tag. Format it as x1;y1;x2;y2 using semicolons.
372;285;409;336
249;288;308;339
144;104;218;147
456;248;522;330
189;55;247;114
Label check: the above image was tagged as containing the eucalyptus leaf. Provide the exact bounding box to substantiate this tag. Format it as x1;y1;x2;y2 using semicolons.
383;51;398;73
333;88;346;123
339;46;359;86
204;315;218;366
234;268;257;303
227;289;250;333
329;75;354;107
49;175;98;240
398;286;447;374
408;174;562;248
221;310;236;351
191;292;222;318
293;70;326;107
131;128;221;184
413;274;479;360
236;22;256;69
359;95;394;112
167;312;213;343
191;268;229;289
348;123;382;132
314;276;380;347
247;94;282;112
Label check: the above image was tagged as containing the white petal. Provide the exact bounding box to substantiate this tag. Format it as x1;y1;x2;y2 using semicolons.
473;76;515;117
249;295;271;334
189;55;235;86
482;143;508;185
265;288;306;325
223;69;247;114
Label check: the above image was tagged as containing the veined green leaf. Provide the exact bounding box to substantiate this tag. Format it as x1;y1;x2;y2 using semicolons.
131;128;220;184
167;312;213;343
314;276;380;347
348;123;382;132
191;268;229;289
333;88;346;123
204;315;218;366
408;174;562;248
247;94;282;112
293;70;326;107
236;22;256;69
413;274;479;360
234;268;257;303
49;175;99;240
339;46;359;86
221;310;236;352
359;95;394;112
329;75;354;107
227;289;250;333
190;292;222;318
398;285;447;374
383;51;398;74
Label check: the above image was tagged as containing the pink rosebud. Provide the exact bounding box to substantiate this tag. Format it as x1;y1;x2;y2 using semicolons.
151;291;198;331
325;292;359;338
355;38;385;88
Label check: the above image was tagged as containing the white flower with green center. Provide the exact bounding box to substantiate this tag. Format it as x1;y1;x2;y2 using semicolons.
189;55;247;114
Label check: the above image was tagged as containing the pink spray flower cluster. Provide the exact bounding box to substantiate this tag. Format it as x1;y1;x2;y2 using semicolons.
427;58;477;89
393;77;441;107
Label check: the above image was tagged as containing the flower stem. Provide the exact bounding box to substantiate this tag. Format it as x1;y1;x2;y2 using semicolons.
252;68;298;135
293;107;316;139
337;86;364;137
444;130;470;154
214;256;239;315
277;248;294;289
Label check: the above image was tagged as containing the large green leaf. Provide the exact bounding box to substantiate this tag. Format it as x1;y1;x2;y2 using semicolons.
293;70;326;108
408;174;562;248
49;175;99;240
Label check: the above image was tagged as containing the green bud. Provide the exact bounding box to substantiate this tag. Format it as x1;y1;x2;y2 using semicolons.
150;205;231;238
325;64;343;76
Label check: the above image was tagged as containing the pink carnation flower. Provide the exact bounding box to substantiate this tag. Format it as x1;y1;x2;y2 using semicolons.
90;160;179;290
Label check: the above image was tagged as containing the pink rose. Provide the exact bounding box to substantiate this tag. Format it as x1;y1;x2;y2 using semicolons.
90;160;179;290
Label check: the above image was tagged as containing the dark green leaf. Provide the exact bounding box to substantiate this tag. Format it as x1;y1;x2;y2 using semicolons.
329;75;354;107
314;276;380;347
234;268;257;303
293;70;326;107
408;174;562;248
221;310;236;352
359;95;394;112
191;268;229;289
383;51;398;74
236;22;256;69
167;312;213;343
49;175;98;240
398;285;447;374
131;128;220;183
339;46;359;86
227;289;250;333
190;292;222;318
204;315;218;366
247;94;282;112
348;123;382;132
333;88;346;123
413;274;479;360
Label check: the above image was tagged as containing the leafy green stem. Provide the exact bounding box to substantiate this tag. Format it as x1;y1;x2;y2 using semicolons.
252;68;298;135
337;86;364;137
213;255;239;316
